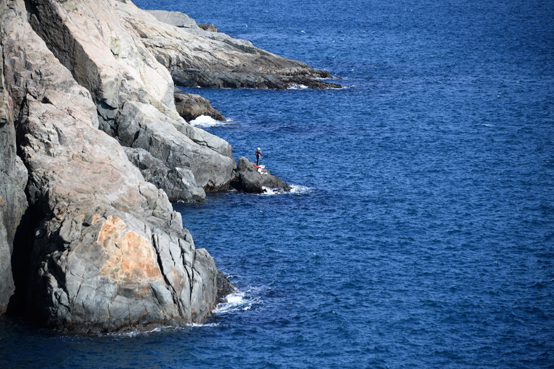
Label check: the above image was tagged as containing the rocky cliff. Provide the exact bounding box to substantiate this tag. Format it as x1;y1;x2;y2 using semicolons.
0;42;29;314
0;0;330;331
0;0;219;332
120;3;341;89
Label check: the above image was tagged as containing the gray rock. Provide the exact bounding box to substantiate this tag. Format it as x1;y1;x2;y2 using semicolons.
1;0;218;331
27;0;235;193
145;9;259;52
174;90;225;122
147;10;198;29
216;270;236;302
232;157;291;194
172;69;339;90
119;6;342;89
117;101;235;191
0;44;29;314
124;147;206;203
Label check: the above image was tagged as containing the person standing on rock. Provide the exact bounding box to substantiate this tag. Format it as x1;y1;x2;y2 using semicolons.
255;148;261;166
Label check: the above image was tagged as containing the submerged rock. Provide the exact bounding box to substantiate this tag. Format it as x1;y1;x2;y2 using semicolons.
174;89;226;123
231;157;292;194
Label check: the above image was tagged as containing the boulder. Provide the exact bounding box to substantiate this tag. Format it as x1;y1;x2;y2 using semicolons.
232;157;291;194
1;0;218;332
174;89;225;122
124;147;206;203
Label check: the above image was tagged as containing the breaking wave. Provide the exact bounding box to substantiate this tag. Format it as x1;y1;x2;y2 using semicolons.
260;184;313;195
288;84;308;90
214;288;262;314
189;115;230;127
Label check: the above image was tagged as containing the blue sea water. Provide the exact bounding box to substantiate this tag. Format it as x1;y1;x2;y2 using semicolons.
2;0;554;367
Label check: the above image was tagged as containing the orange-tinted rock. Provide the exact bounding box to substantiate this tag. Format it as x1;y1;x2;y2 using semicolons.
98;216;163;283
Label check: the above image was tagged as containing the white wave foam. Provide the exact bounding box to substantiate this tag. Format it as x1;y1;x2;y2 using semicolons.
260;185;313;195
189;115;229;127
260;186;284;195
97;326;167;337
288;84;308;90
214;288;261;314
96;321;221;337
186;323;220;328
289;184;313;194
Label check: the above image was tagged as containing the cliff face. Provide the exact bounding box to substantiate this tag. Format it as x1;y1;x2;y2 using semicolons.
0;0;217;332
0;43;29;314
0;0;327;331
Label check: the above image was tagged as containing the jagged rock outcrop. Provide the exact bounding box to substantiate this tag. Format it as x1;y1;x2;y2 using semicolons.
174;89;225;123
231;157;291;194
171;69;338;90
26;0;235;193
124;147;206;203
0;0;218;332
216;271;235;302
113;4;341;89
0;45;29;314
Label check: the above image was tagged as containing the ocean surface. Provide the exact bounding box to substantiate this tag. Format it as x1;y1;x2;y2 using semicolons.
2;0;554;367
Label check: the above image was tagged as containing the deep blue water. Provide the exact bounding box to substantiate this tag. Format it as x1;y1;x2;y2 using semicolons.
2;0;554;367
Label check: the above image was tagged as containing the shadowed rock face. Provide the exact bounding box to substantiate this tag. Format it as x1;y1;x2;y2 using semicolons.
0;0;218;332
0;45;29;314
172;69;340;90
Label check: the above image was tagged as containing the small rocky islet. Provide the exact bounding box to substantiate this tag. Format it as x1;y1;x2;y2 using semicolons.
0;0;340;333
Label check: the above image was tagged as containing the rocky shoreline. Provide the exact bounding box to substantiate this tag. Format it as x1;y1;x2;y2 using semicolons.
0;0;338;333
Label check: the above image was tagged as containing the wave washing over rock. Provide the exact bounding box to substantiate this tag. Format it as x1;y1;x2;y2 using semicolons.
0;0;334;332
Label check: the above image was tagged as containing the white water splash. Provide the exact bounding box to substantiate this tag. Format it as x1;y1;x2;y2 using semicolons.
288;84;308;90
260;186;285;195
259;185;313;195
186;323;220;328
189;115;229;127
289;185;313;194
214;288;261;314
